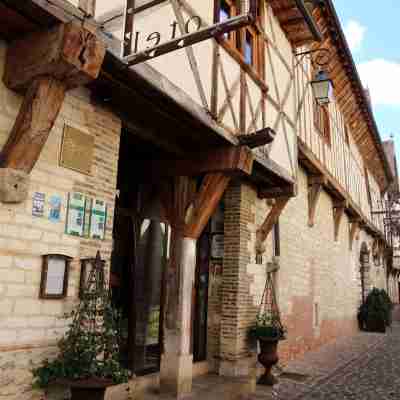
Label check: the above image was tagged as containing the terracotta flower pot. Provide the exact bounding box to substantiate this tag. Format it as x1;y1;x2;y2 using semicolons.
257;337;280;386
57;378;114;400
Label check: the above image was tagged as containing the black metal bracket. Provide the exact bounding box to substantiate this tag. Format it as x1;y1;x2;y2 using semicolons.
294;48;332;68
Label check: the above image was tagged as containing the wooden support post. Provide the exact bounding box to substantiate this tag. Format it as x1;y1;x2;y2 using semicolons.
160;172;231;396
0;22;105;202
256;197;290;255
0;77;66;173
349;218;361;250
333;200;347;242
308;175;327;227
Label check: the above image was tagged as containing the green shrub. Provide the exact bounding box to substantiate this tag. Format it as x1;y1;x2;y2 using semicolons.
357;288;393;333
249;312;286;341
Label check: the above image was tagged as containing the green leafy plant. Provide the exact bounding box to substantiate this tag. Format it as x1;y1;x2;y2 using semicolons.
249;311;286;341
357;288;393;333
33;252;130;389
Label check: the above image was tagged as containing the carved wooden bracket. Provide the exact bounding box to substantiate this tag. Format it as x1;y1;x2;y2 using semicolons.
0;22;105;202
308;175;327;227
333;200;347;242
349;218;361;250
256;197;290;255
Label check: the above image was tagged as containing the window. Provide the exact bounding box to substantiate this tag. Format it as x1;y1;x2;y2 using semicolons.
314;100;331;145
216;0;263;76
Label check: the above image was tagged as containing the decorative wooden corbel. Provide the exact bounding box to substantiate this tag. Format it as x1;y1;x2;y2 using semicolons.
256;197;290;255
308;175;327;227
0;22;105;203
333;200;347;242
349;218;361;250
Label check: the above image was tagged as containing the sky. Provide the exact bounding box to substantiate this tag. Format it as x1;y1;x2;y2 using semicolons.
333;0;400;160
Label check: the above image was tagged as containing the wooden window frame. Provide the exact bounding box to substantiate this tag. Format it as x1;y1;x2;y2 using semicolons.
314;100;331;146
215;0;264;79
39;254;71;300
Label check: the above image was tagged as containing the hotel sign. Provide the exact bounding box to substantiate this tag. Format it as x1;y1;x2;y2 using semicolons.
122;0;257;65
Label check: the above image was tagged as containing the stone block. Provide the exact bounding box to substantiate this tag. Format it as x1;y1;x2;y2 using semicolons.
14;299;41;315
0;168;29;204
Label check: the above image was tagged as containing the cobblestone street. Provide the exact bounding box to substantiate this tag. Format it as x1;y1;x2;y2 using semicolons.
260;308;400;400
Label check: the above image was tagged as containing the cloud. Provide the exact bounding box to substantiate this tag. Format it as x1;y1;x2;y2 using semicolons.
344;20;366;52
357;59;400;107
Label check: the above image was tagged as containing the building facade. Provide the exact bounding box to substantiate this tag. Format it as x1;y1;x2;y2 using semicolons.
0;0;396;399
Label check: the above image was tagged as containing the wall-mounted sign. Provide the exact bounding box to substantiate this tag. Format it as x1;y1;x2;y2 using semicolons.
122;0;257;64
60;125;94;175
66;192;86;237
48;195;62;222
39;254;71;299
89;198;107;240
32;192;45;217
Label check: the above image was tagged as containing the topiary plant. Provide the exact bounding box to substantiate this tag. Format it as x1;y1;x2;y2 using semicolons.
357;288;392;333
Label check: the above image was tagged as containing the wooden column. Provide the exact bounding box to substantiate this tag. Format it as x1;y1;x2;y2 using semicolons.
160;173;231;396
308;175;327;227
0;22;105;202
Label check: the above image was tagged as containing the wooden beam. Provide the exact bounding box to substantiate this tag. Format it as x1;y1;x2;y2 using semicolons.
4;22;106;91
1;22;105;176
349;218;361;250
184;173;230;239
237;127;276;148
308;175;327;228
256;197;290;254
258;183;296;199
0;77;66;173
146;146;254;178
333;200;347;242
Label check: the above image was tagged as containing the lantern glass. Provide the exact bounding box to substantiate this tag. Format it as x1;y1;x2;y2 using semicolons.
311;70;333;105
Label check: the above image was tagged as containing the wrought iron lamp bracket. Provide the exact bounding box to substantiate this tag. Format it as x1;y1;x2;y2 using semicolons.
294;48;332;69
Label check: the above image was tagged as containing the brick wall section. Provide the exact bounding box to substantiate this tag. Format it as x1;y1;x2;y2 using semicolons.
216;167;388;371
0;40;121;400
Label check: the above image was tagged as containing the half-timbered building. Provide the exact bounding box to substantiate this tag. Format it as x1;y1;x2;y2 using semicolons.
0;0;396;399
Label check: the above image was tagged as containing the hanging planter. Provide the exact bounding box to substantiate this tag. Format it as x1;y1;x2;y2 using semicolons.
249;262;286;386
32;251;130;400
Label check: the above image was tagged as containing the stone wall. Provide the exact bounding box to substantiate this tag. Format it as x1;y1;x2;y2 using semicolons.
0;40;121;400
217;167;386;372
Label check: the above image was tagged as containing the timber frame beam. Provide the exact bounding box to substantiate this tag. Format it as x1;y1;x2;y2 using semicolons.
298;139;386;243
256;196;291;255
0;22;105;202
333;200;348;242
349;218;362;251
144;145;254;179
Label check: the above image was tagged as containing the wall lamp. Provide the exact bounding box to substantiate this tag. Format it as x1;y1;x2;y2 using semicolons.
295;48;334;105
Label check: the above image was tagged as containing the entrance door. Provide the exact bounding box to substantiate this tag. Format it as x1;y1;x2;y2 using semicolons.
111;195;168;375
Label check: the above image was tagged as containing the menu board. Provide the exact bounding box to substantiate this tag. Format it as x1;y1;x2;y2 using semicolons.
89;198;107;240
45;257;66;295
66;192;86;237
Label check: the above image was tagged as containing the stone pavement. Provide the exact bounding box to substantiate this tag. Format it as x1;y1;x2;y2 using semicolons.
140;307;400;400
254;306;400;400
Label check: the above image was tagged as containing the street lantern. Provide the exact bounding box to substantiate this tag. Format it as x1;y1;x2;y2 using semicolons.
311;69;333;105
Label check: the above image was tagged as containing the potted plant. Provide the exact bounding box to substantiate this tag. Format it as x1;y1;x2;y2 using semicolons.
357;288;393;333
250;261;286;386
33;252;130;400
250;312;286;386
